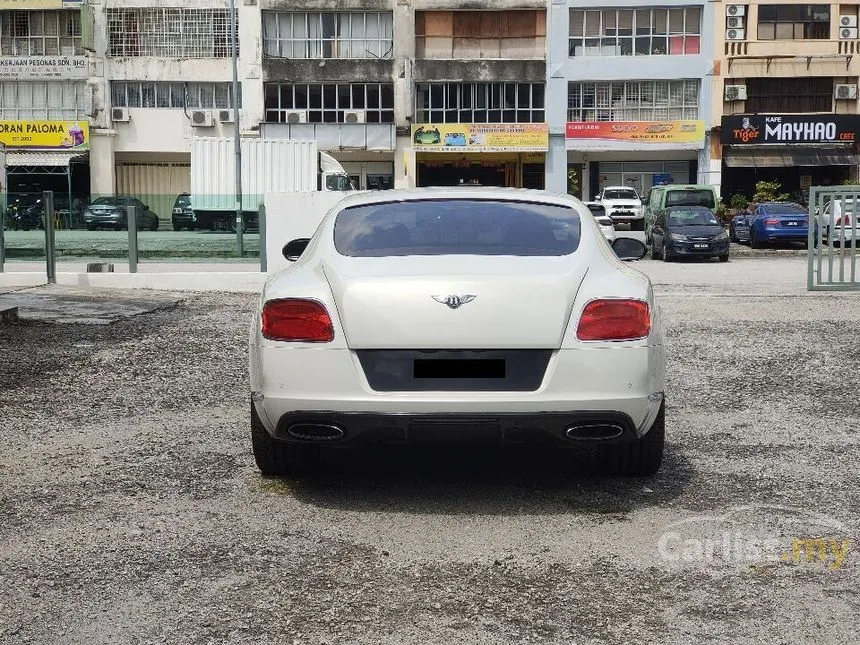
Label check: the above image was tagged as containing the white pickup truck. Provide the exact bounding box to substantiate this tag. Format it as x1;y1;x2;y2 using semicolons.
596;185;645;230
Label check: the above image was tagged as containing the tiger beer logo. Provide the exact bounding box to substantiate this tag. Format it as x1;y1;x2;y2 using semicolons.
732;117;760;143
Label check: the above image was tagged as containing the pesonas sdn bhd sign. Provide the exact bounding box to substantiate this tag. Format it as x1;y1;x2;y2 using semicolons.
722;115;860;145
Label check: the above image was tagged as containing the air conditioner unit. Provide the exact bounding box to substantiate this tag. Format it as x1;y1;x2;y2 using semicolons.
726;16;745;29
218;109;234;123
726;28;746;41
725;84;748;101
726;4;746;17
343;109;366;124
112;107;130;122
840;15;858;28
284;109;307;124
840;26;858;39
835;84;858;100
190;109;213;127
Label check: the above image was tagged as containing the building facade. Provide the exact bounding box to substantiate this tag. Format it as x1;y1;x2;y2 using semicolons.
714;0;860;203
7;0;859;223
0;0;90;215
546;0;717;201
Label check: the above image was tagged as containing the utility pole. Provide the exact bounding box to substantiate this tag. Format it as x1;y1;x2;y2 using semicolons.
229;0;243;255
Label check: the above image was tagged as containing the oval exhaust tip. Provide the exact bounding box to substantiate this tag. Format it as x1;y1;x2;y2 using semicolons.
565;423;625;441
287;423;345;441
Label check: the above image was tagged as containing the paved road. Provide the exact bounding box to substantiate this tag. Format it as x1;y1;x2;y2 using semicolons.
1;257;858;644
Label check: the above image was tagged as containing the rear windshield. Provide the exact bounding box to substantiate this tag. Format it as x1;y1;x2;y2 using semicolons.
763;204;805;215
603;189;639;200
334;199;581;257
175;195;191;207
665;189;715;209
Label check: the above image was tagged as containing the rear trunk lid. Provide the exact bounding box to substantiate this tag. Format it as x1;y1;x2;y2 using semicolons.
323;255;588;349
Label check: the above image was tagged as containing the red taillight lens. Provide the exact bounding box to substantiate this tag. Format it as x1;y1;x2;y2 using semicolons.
262;298;334;342
576;299;650;342
764;218;780;226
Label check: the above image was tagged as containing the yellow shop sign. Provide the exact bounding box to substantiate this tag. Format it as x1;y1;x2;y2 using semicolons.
412;123;548;152
0;120;89;150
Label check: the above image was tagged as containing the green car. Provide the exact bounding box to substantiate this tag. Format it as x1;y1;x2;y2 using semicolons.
644;184;719;242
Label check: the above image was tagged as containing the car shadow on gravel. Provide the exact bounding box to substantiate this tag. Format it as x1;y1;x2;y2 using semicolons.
280;443;693;516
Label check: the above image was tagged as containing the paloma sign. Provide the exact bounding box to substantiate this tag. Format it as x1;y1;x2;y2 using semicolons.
722;115;860;145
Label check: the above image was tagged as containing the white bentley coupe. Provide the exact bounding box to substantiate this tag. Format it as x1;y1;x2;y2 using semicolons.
249;188;666;477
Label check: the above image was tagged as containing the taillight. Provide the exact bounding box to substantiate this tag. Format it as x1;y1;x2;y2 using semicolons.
261;298;334;342
764;218;780;226
576;299;650;342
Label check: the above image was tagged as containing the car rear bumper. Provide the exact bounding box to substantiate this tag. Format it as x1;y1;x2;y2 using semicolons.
251;345;666;444
759;228;809;241
261;406;666;446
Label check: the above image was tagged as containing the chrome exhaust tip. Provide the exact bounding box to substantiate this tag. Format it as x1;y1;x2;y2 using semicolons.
564;423;625;441
287;423;346;441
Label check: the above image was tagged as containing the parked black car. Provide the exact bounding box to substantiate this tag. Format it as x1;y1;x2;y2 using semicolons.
83;197;160;231
171;193;198;231
649;206;730;262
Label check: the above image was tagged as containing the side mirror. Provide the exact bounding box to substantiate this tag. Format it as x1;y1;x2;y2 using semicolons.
283;238;310;262
611;237;648;261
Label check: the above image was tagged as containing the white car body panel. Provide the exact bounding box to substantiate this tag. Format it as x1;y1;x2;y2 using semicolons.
250;187;666;441
820;201;858;243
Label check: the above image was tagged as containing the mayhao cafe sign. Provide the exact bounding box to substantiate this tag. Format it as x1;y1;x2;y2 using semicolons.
721;115;860;145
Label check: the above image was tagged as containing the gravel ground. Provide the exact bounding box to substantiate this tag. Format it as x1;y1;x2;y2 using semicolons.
1;256;858;644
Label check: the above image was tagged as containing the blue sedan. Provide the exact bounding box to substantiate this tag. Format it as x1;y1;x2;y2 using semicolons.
731;202;812;248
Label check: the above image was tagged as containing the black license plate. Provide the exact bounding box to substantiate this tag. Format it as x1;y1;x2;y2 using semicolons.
414;359;506;379
693;243;709;249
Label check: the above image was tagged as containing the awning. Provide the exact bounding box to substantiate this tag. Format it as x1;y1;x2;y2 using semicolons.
724;146;860;168
5;151;88;168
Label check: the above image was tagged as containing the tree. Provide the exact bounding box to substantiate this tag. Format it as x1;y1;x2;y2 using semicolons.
753;180;790;203
567;166;580;196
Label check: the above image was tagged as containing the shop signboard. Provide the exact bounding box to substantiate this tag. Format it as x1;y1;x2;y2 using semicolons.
0;56;88;80
565;120;705;147
0;120;89;151
411;123;548;152
721;115;860;145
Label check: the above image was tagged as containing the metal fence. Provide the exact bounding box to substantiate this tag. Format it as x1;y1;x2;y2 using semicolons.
808;186;860;291
0;191;265;274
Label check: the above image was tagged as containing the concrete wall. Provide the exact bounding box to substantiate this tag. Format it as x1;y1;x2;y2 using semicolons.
263;191;350;273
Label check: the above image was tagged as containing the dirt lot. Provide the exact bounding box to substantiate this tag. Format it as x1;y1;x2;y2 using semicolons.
1;257;858;644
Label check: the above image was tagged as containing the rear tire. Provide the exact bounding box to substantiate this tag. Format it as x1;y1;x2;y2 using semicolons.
597;401;665;476
251;402;320;476
750;229;763;249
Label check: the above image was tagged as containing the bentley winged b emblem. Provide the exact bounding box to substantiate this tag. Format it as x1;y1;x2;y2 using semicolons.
432;294;477;309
